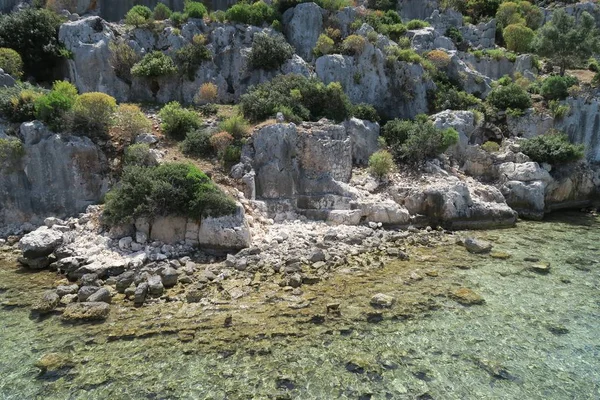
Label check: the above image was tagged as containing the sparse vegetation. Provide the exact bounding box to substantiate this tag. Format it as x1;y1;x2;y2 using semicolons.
352;103;380;122
0;83;46;123
225;1;277;25
153;3;172;20
113;104;152;139
123;143;154;166
481;140;500;153
174;35;211;80
158;102;201;140
369;150;394;179
109;40;141;84
220;115;250;140
125;5;153;27
181;129;214;157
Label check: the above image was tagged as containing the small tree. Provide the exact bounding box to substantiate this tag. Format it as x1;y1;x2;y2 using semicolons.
369;150;394;179
534;9;600;76
248;33;293;70
0;48;23;78
503;24;534;53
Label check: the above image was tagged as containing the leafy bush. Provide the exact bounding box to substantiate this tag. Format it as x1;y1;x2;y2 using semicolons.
131;51;177;78
34;80;78;131
276;0;350;13
223;145;241;164
444;0;503;23
314;34;335;57
425;49;451;69
123;143;154;166
368;150;394;179
503;23;534;53
109;39;141;84
0;83;46;123
153;3;172;20
174;35;211;80
367;0;397;11
540;75;577;101
406;19;429;30
445;26;463;44
69;92;117;137
548;100;570;119
432;82;482;112
225;1;277;25
341;35;367;56
103;162;236;223
0;137;24;168
170;12;188;27
181;129;214;157
0;8;66;80
382;118;458;162
352;103;380;122
158;101;201;140
195;82;218;105
125;5;152;27
240;74;352;122
210;131;234;157
520;132;584;164
496;1;542;30
220;115;249;139
248;33;293;70
184;1;207;18
364;10;406;41
0;48;23;78
486;83;531;111
481;140;500;152
113;104;152;139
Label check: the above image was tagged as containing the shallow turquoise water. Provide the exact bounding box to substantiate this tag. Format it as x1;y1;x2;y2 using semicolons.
0;212;598;399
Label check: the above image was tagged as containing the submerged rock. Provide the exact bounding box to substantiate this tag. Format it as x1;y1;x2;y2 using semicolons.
464;238;493;254
451;288;485;305
35;353;74;378
62;302;110;322
31;291;60;314
370;293;395;308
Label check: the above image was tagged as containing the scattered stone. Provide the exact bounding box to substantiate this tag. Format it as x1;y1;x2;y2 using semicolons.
62;302;110;322
370;293;395;308
490;251;511;259
115;271;135;293
547;323;569;335
87;288;111;304
308;249;326;263
530;262;551;274
160;266;179;288
464;238;493;254
19;227;63;259
35;353;74;378
118;236;133;250
56;284;79;297
451;288;485;305
77;286;99;302
474;358;516;381
31;291;60;314
134;282;148;307
59;294;77;306
147;275;164;297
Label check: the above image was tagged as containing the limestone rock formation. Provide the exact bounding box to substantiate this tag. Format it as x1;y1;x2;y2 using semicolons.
282;2;324;62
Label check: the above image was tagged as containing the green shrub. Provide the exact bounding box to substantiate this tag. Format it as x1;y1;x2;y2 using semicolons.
445;26;463;44
103;162;236;223
0;8;66;81
432;82;481;112
158;101;201;140
368;150;394;179
503;23;534;53
174;35;211;80
124;143;154;166
211;10;226;22
365;10;406;40
382;118;458;162
240;74;352;123
540;75;577;101
125;5;152;27
248;33;293;70
0;48;23;79
109;40;141;84
170;12;188;27
184;1;207;18
314;34;335;57
520;132;584;164
113;104;152;139
69;92;117;137
34;80;78;131
0;137;25;167
588;57;600;72
367;0;397;11
352;103;380;122
153;3;172;20
220;115;249;139
0;85;45;123
225;1;277;25
181;129;214;157
406;19;429;30
548;100;570;119
341;35;367;56
486;83;531;111
131;51;177;78
481;140;500;152
223;145;241;164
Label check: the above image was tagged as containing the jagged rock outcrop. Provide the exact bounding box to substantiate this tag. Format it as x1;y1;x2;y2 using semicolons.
316;27;435;119
507;109;555;139
459;19;496;49
431;110;481;157
557;94;600;162
408;27;456;53
0;68;16;88
397;0;440;20
0;121;108;226
282;2;324;62
459;52;537;81
446;51;492;96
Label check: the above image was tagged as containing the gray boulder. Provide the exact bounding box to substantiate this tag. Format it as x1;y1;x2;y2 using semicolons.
147;275;164;297
134;282;148;307
87;288;112;303
464;238;493;254
31;291;60;314
19;227;63;259
62;302;110;322
282;2;324;62
344;118;380;166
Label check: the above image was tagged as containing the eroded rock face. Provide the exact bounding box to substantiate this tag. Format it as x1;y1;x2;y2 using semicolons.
558;95;600;163
283;2;324;62
0;122;109;226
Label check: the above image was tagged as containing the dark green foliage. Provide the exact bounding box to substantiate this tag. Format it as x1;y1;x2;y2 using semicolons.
223;145;242;164
445;0;503;23
170;12;188;27
382;118;459;162
406;19;429;30
158;101;202;140
445;26;463;44
184;1;208;18
153;3;172;20
486;83;531;111
129;5;152;19
540;75;578;101
131;51;178;78
365;11;407;41
352;103;380;122
34;81;78;131
0;83;46;122
103;162;237;223
225;1;278;26
367;0;396;11
124;143;154;166
0;137;25;168
520;132;584;164
174;37;211;80
0;8;66;81
248;33;293;70
240;74;352;123
181;129;214;157
69;92;117;138
432;82;482;112
125;5;153;27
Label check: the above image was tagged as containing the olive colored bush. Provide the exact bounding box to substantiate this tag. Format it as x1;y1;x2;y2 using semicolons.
69;92;117;137
153;3;172;20
486;82;531;111
125;5;152;27
314;34;335;57
103;162;236;223
352;103;380;122
210;131;234;157
364;10;406;41
181;129;214;157
109;40;141;84
0;83;46;123
158;101;201;140
184;1;207;18
131;51;177;78
503;23;534;53
0;48;23;79
219;115;249;139
123;143;154;166
341;35;367;56
520;132;584;164
34;80;78;131
170;12;188;27
406;19;429;30
248;33;293;70
225;1;277;26
195;82;218;105
432;82;481;112
113;104;152;139
481;140;500;152
222;145;241;164
540;75;578;101
0;137;25;169
368;150;394;179
0;8;66;81
240;74;352;122
174;35;211;80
